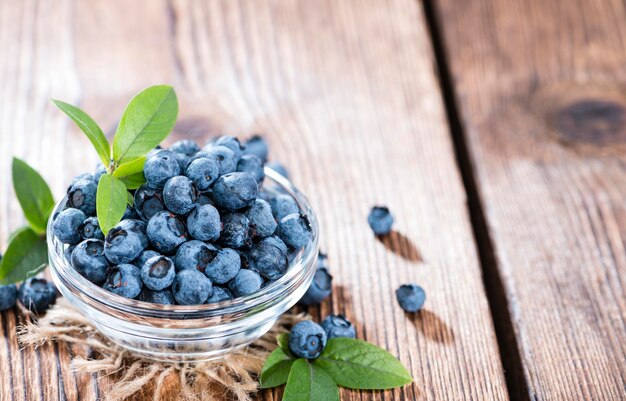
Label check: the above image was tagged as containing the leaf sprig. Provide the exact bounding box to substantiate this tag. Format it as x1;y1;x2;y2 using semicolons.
53;85;178;234
260;333;412;401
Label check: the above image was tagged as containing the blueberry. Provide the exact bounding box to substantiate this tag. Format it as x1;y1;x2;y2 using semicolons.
64;245;76;263
122;204;139;220
103;264;143;299
212;172;258;210
214;135;244;159
250;236;288;280
141;255;176;291
395;284;426;312
237;249;256;271
0;284;18;311
202;145;238;175
367;206;394;235
228;269;264;297
134;184;165;221
18;278;57;314
246;199;277;239
236;155;265;183
104;219;148;264
277;213;312;249
299;267;332;306
243;135;268;162
171;269;212;305
317;252;329;270
71;239;109;284
72;172;93;184
185;157;220;190
143;150;181;188
170;139;200;156
66;179;97;215
206;286;233;303
134;250;161;269
187;204;221;241
270;194;299;220
139;288;175;305
163;176;197;215
174;240;217;273
146;211;188;254
205;248;241;284
93;163;107;183
53;208;87;245
185;150;212;169
80;216;104;240
266;161;289;179
219;213;251;248
196;191;215;206
321;315;356;339
288;321;327;359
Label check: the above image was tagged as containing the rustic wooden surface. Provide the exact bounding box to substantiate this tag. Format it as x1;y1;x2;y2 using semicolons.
0;0;509;400
432;0;626;400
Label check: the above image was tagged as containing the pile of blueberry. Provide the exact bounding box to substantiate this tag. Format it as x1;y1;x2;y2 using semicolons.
0;255;57;314
52;135;311;306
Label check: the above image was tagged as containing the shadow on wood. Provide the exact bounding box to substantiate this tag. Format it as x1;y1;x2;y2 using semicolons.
407;309;455;345
376;231;423;263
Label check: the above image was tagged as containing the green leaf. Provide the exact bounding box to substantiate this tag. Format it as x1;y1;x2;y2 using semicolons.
52;99;110;167
127;191;135;206
96;174;128;235
113;156;146;189
260;347;296;388
0;226;48;284
283;359;339;401
12;158;55;234
112;85;178;165
277;333;290;350
313;338;412;390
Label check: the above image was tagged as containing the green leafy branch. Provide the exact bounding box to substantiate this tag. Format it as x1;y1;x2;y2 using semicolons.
260;334;412;401
53;85;178;234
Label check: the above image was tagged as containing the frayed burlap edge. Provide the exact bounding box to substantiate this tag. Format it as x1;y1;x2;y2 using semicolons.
18;298;306;401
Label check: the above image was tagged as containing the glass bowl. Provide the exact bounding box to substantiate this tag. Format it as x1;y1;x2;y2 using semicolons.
47;168;319;362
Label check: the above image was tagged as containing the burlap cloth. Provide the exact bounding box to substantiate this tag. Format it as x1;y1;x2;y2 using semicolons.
18;298;305;401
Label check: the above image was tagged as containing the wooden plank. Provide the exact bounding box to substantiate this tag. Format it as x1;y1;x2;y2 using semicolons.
0;0;509;400
433;0;626;399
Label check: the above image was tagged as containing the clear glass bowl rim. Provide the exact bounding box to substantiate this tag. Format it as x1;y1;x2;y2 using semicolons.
47;168;319;320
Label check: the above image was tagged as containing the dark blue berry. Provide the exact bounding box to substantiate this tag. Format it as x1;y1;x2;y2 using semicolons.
93;163;107;183
243;135;268;162
103;264;143;299
270;194;299;220
250;236;288;280
134;250;161;269
144;150;181;188
396;284;426;312
18;278;57;314
212;172;258;210
237;155;265;183
134;185;165;221
246;199;277;238
367;206;394;235
321;315;356;339
196;191;215;206
163;176;197;215
266;161;289;179
80;216;104;240
71;239;109;284
170;139;200;156
0;284;18;311
171;269;212;305
219;213;251;248
141;255;176;291
299;266;332;306
206;286;233;303
104;219;148;264
122;204;139;220
139;288;175;305
66;179;97;215
228;269;264;297
72;172;93;184
205;248;240;284
187;204;221;241
277;213;312;249
288;321;327;359
146;211;188;255
202;145;238;175
174;240;217;273
64;245;76;263
214;136;244;159
185;157;219;190
53;208;87;245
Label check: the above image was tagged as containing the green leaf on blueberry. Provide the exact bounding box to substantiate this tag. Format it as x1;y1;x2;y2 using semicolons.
113;156;147;189
96;174;129;235
12;157;55;234
0;226;48;285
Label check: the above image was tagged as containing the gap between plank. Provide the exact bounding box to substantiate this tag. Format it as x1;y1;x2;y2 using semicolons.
420;1;531;400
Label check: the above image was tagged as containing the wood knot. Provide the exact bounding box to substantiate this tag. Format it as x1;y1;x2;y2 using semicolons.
556;99;626;146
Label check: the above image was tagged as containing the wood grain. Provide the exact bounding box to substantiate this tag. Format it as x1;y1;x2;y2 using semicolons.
0;0;508;400
433;0;626;399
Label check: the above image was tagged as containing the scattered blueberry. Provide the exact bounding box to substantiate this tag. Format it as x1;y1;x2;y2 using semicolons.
186;157;220;190
266;161;289;179
277;213;312;249
206;286;233;303
139;288;175;305
288;320;327;359
202;145;238;175
103;264;143;299
66;179;97;215
299;266;332;306
143;150;181;188
219;212;251;248
270;194;299;220
228;269;264;297
243;135;268;162
18;278;57;314
163;176;197;215
395;284;426;312
212;172;258;210
104;219;148;264
71;239;109;284
367;206;394;235
146;211;188;254
174;240;217;273
249;236;288;280
141;255;176;291
321;315;356;339
171;269;212;305
0;284;18;311
237;154;265;183
80;216;104;240
246;199;277;239
53;208;87;245
187;204;221;241
134;185;165;221
205;248;241;284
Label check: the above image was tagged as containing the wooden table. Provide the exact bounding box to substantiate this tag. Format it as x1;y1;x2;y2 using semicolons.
0;0;625;400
